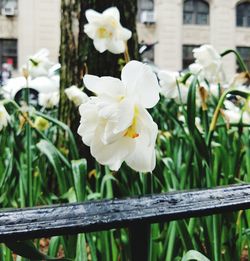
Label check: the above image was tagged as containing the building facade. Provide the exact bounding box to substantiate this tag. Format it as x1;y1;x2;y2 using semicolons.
0;0;60;74
0;0;250;80
137;0;250;79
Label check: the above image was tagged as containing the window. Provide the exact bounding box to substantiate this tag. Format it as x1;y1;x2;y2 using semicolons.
182;45;199;69
137;0;154;22
236;47;250;72
0;39;18;69
0;0;17;9
236;2;250;27
183;0;209;25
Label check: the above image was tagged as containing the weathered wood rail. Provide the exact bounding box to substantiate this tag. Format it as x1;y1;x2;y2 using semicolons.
1;184;250;260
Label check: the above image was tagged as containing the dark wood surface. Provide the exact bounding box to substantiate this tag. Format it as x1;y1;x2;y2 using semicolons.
0;184;250;242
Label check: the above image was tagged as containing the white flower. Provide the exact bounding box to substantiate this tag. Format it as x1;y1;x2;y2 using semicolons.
189;63;205;81
84;7;132;54
30;76;59;93
65;85;89;106
222;100;250;124
38;92;59;108
158;70;189;103
78;61;160;172
0;104;10;131
191;45;224;83
1;75;59;101
28;49;54;78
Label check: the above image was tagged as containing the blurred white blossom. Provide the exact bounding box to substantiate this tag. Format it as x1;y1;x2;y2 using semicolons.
222;100;250;124
190;45;224;83
65;85;89;106
28;49;54;78
84;7;132;54
158;70;189;103
0;104;10;131
38;92;59;109
1;75;59;100
78;60;160;172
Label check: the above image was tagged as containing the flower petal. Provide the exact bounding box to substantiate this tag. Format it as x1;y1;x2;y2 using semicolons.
102;121;124;144
85;9;102;23
125;107;158;172
103;7;120;21
91;123;135;171
83;75;101;93
77;99;99;146
84;24;96;39
97;96;119;119
120;28;132;41
93;39;107;53
84;75;125;97
158;70;179;99
113;97;135;133
121;60;160;108
107;39;125;54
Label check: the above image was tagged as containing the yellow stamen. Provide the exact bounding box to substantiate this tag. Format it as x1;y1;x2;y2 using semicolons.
124;106;139;139
97;27;111;39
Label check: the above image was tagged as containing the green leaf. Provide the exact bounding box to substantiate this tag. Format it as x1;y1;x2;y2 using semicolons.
71;159;87;202
5;240;71;260
48;236;61;257
177;220;194;251
186;76;210;163
37;139;71;169
181;250;210;261
187;76;198;134
75;234;88;261
221;49;248;72
37;139;69;194
34;111;79;159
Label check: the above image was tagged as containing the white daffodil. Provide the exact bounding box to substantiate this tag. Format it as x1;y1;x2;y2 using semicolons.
65;85;89;106
78;60;160;172
189;63;205;81
30;75;59;93
222;100;250;124
0;104;10;131
158;70;189;103
28;49;54;78
1;75;59;101
38;92;59;109
84;7;132;54
191;45;224;83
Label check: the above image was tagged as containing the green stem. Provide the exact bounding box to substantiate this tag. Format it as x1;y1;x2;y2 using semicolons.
221;49;249;74
24;82;33;207
207;90;230;147
207;87;250;146
212;215;220;261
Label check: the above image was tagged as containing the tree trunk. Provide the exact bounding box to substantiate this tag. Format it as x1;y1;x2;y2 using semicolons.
59;0;138;160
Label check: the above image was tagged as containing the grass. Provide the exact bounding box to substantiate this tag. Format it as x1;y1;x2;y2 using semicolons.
0;51;250;260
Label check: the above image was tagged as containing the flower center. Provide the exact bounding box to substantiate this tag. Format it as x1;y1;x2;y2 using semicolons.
0;111;4;120
29;58;39;67
97;27;112;39
124;107;139;139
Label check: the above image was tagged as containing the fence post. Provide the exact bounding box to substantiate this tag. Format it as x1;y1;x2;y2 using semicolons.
129;223;151;261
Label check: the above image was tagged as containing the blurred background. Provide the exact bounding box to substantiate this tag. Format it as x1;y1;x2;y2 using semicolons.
0;0;250;83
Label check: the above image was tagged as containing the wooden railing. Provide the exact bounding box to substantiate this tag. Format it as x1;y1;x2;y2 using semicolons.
1;184;250;260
